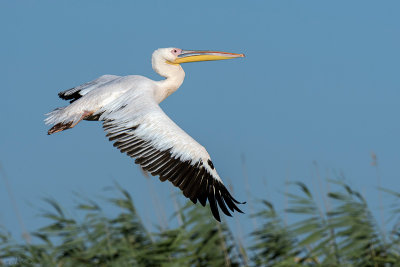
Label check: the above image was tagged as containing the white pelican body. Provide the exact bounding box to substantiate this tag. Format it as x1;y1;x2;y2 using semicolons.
45;48;245;221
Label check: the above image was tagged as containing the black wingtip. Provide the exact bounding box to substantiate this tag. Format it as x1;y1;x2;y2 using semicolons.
208;185;221;222
198;193;207;207
216;190;232;217
232;204;244;214
206;182;248;221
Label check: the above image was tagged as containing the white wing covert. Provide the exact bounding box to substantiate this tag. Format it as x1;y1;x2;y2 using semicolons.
58;75;120;103
100;95;244;221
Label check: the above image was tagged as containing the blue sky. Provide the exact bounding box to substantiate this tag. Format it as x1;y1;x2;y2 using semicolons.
1;1;399;240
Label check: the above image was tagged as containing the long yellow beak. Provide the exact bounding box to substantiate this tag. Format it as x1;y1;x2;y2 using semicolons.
171;50;245;64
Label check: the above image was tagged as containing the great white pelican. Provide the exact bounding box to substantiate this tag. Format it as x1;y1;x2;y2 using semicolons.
45;48;245;221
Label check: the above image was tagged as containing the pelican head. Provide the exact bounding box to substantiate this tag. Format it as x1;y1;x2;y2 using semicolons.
151;47;244;98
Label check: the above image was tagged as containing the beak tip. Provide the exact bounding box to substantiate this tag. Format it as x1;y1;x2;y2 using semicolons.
240;53;245;58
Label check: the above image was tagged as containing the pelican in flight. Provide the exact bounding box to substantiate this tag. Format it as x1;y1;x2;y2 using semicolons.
45;48;245;221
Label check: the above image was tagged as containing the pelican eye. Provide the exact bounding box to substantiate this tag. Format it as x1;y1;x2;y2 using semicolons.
171;49;180;56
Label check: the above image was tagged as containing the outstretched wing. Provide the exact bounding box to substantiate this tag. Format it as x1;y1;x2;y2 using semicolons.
58;75;120;103
99;96;244;221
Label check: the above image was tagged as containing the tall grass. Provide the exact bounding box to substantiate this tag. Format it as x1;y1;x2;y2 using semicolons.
1;178;400;266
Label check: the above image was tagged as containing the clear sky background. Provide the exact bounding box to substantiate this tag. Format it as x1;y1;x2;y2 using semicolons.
1;1;399;240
